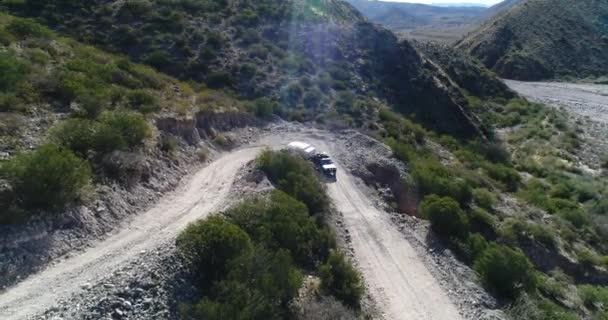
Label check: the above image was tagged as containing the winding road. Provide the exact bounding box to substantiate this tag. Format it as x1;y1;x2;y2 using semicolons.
0;131;462;320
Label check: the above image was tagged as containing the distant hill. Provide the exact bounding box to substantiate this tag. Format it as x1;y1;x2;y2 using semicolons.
457;0;608;80
346;0;485;43
478;0;522;20
432;3;490;7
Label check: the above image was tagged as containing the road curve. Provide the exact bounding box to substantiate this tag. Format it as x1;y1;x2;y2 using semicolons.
0;147;262;319
0;133;463;320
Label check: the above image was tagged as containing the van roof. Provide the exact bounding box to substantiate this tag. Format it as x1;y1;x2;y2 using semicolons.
288;141;310;149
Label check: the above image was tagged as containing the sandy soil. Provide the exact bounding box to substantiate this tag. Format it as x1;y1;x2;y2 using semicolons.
0;129;463;320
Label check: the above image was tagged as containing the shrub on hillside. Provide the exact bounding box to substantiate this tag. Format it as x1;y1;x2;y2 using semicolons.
51;119;126;157
281;82;304;107
420;195;469;239
302;89;323;109
0;52;28;91
473;188;497;210
251;97;279;117
6;18;51;39
127;89;158;113
559;208;589;229
206;71;232;89
482;162;521;191
1;144;91;210
228;191;335;267
578;285;608;310
474;244;535;299
412;158;473;205
180;248;302;320
319;251;364;308
464;233;489;260
256;150;329;213
99;110;151;147
176;216;253;287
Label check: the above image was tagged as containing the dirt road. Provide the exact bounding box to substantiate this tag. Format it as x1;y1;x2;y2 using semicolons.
0;131;462;320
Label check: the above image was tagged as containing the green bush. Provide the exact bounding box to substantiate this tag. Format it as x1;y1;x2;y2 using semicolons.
51;118;126;157
319;251;364;308
302;89;323;109
482;162;521;191
0;28;15;46
144;50;170;69
176;216;253;287
277;172;329;215
559;208;589;229
1;144;91;210
579;285;608;311
469;207;496;231
0;52;28;91
6;18;51;39
280;82;304;106
206;71;232;89
412;158;472;205
465;233;489;260
181;248;302;320
251;97;279;117
256;150;329;213
473;188;497;210
127;89;158;113
228;191;334;267
420;195;469;239
99;110;151;147
473;244;535;299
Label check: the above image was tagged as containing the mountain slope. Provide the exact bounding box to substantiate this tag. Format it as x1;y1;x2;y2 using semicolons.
346;0;485;42
478;0;522;20
457;0;608;80
3;0;484;136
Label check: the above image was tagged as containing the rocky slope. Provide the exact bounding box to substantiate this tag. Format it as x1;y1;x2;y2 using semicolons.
3;0;483;137
457;0;608;80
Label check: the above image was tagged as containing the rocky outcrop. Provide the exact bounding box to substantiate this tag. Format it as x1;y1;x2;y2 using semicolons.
156;111;262;144
155;118;200;145
195;111;261;138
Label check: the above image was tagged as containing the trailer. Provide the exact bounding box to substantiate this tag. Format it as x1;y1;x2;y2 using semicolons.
287;142;337;178
287;141;317;159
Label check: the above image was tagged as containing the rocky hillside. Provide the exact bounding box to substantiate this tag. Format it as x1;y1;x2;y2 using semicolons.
415;41;515;100
478;0;522;21
2;0;483;137
457;0;608;80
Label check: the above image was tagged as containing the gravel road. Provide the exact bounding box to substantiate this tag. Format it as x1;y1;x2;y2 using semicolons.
0;147;262;319
0;129;463;320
